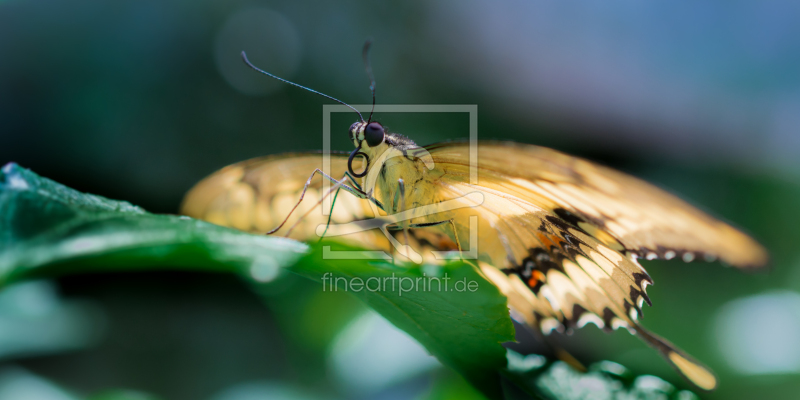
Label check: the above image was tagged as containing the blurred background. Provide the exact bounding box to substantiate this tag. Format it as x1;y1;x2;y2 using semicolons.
1;0;799;399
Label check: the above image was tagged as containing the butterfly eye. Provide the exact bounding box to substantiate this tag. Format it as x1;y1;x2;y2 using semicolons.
364;122;385;147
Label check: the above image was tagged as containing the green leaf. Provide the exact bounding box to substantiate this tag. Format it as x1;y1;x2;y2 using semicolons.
291;244;516;399
85;390;162;400
0;163;515;398
421;369;491;400
0;162;308;285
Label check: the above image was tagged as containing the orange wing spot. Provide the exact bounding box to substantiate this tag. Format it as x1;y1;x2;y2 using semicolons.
535;229;570;251
528;270;546;287
535;232;555;249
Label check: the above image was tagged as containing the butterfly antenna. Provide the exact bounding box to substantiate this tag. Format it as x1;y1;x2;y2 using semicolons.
241;51;364;122
362;39;377;123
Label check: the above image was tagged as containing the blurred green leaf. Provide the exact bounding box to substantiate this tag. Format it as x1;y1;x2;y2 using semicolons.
0;163;515;398
86;390;162;400
0;367;79;400
291;245;516;399
502;350;699;400
0;281;104;359
0;162;308;285
207;381;335;400
421;369;489;400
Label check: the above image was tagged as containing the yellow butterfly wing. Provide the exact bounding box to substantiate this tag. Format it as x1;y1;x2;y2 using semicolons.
411;187;718;389
424;141;768;269
180;152;391;250
180;142;767;391
402;141;768;390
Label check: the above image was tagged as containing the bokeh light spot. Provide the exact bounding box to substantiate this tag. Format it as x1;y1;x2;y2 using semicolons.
249;256;280;283
0;368;76;400
714;290;800;374
328;311;440;395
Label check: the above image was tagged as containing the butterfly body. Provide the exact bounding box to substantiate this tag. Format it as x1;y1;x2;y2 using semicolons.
350;122;430;214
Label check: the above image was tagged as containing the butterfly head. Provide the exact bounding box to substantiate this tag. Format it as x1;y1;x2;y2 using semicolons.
347;121;388;178
349;121;385;149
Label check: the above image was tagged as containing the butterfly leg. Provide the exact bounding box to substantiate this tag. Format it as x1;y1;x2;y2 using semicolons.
343;169;386;213
318;171;378;241
290;169;388;239
267;168;367;235
395;179;410;251
319;179;344;241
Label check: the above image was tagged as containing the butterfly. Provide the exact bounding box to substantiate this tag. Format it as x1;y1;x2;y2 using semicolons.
180;45;769;391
